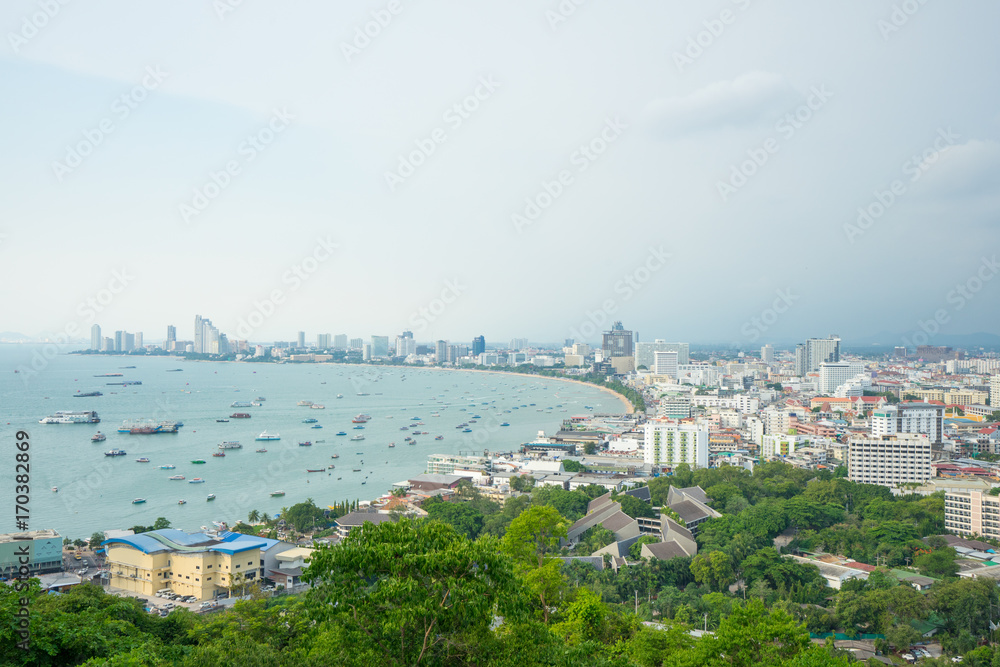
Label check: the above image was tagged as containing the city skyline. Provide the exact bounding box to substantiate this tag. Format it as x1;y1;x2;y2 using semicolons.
2;2;999;345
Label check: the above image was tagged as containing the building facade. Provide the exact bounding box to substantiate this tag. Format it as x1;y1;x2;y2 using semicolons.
847;433;932;488
944;490;1000;539
0;530;62;578
642;421;709;469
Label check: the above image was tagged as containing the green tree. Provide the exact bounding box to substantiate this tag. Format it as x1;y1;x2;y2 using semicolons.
695;598;810;667
510;474;535;493
502;505;568;624
248;509;260;524
88;532;105;549
617;494;656;519
885;623;921;651
424;500;485;540
690;550;735;592
916;546;958;578
152;517;171;530
302;518;517;666
628;536;661;560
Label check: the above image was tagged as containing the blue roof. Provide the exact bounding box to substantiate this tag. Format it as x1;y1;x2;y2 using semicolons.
102;529;273;556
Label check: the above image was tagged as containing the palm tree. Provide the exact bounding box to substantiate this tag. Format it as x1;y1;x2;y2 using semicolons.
261;512;271;525
248;509;260;524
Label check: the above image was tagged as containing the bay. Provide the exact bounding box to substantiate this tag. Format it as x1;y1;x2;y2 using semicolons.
0;344;624;539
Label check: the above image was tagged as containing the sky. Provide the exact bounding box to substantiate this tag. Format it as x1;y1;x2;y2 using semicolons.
1;1;999;348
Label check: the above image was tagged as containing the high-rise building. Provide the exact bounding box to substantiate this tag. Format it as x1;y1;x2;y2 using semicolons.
510;338;529;351
635;340;689;369
166;325;176;351
893;346;907;359
804;336;840;373
602;321;634;359
101;337;114;352
194;315;203;354
642;421;709;469
371;336;390;358
395;332;415;357
134;332;143;350
349;338;364;350
334;334;348;349
114;330;124;352
870;403;944;445
564;338;574;347
90;324;101;351
472;335;486;356
818;361;863;393
945;490;1000;539
794;344;807;377
760;344;774;364
317;333;331;349
297;332;305;349
848;433;932;488
991;375;1000;409
652;351;678;378
435;340;448;363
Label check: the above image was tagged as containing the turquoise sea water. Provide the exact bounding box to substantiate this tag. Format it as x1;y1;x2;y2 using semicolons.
0;345;622;539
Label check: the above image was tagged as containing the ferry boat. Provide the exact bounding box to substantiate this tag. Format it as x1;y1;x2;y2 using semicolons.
231;401;254;408
189;478;205;484
218;441;242;449
350;435;365;441
297;400;313;406
302;418;318;423
298;441;312;447
256;431;280;441
352;414;370;423
74;391;103;397
256;448;267;453
191;459;206;464
136;457;150;463
270;491;285;497
132;498;146;504
212;452;225;457
105;449;126;456
117;419;181;434
310;404;325;410
40;410;100;424
169;475;185;480
91;432;106;442
159;464;175;469
207;494;216;501
231;413;251;419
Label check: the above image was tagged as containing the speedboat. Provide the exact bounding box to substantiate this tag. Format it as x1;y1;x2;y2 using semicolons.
351;435;365;441
191;459;206;464
132;498;146;504
353;425;365;430
435;435;444;440
178;500;187;505
169;475;185;480
256;431;280;441
136;457;150;463
311;424;322;429
91;432;106;442
256;448;267;453
189;478;205;484
159;464;175;469
302;418;318;423
299;441;312;447
105;449;126;456
207;494;216;501
335;431;347;436
270;491;285;497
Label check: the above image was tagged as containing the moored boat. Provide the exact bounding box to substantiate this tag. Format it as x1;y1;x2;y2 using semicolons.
212;452;225;457
132;498;146;504
191;459;206;464
160;464;176;469
270;490;285;497
105;448;126;456
169;475;185;480
178;499;186;505
91;432;106;442
136;457;150;463
189;478;205;483
207;494;216;501
256;431;280;441
256;448;267;453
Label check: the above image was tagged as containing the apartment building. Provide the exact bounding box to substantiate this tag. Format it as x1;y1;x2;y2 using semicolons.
944;490;1000;540
642;420;709;469
847;433;932;488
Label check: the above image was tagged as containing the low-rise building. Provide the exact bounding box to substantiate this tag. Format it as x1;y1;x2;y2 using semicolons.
0;529;62;578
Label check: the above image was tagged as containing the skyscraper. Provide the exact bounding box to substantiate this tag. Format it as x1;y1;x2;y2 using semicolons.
317;333;331;349
794;344;807;377
194;315;203;354
652;351;678;378
602;321;633;358
166;325;176;351
134;332;143;350
635;340;688;368
90;324;101;351
371;336;389;358
760;344;774;364
334;334;348;349
472;335;485;356
435;340;448;363
297;331;305;349
804;336;840;373
509;338;529;351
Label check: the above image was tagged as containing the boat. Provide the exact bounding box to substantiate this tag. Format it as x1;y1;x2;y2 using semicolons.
435;435;444;440
331;453;339;459
231;413;251;419
91;432;106;442
256;448;267;453
169;475;185;480
400;426;409;431
462;428;472;433
297;400;313;406
310;404;325;409
352;414;370;423
117;419;181;434
388;443;395;448
407;441;416;445
105;449;126;456
328;464;336;469
351;435;365;441
189;478;205;484
159;464;175;469
132;498;146;504
500;422;510;427
52;487;58;492
216;419;230;423
74;391;103;397
298;441;312;447
306;468;325;473
270;491;285;497
336;394;343;398
353;425;365;430
256;397;265;401
231;401;253;408
106;380;142;386
212;452;225;457
191;459;206;464
94;373;122;377
218;441;242;449
167;369;183;372
40;410;100;424
302;418;318;423
256;431;280;441
311;424;323;429
207;494;216;501
135;457;150;463
352;468;361;472
335;431;347;436
178;500;186;505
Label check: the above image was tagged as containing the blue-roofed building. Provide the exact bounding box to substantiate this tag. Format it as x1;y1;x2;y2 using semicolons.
102;529;287;601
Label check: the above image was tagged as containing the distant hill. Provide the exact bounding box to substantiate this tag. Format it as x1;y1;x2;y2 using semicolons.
0;331;31;341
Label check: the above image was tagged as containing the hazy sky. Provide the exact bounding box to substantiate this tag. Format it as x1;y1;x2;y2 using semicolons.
2;1;998;347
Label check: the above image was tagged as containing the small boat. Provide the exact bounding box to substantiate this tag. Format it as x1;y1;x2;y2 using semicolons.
407;441;416;446
216;419;230;423
400;426;409;431
207;494;216;501
270;491;285;497
136;457;150;463
307;468;324;473
256;397;266;401
297;400;313;406
256;448;267;453
336;394;343;398
191;459;206;464
105;449;126;456
500;423;510;427
132;498;146;504
219;441;242;449
178;500;187;505
435;435;444;440
91;432;106;442
462;428;472;433
299;441;312;447
351;435;365;441
256;431;280;441
169;475;185;480
52;486;58;492
331;453;339;459
189;478;205;484
310;404;325;409
388;443;395;447
212;452;225;457
328;464;336;469
302;418;318;423
336;431;347;436
352;468;361;472
231;413;251;419
159;464;176;469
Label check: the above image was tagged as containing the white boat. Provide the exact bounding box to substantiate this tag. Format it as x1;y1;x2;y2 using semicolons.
351;435;365;441
40;410;101;424
218;441;242;449
189;478;205;484
159;464;176;469
256;431;280;441
297;400;313;406
169;475;185;480
136;457;150;463
178;500;187;505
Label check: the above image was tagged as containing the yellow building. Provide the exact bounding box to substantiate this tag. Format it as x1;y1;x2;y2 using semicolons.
103;529;274;600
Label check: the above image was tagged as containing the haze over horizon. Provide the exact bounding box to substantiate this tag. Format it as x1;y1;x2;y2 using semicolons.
3;1;999;347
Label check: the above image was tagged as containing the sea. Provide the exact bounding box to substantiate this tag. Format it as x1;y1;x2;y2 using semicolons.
0;344;624;540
